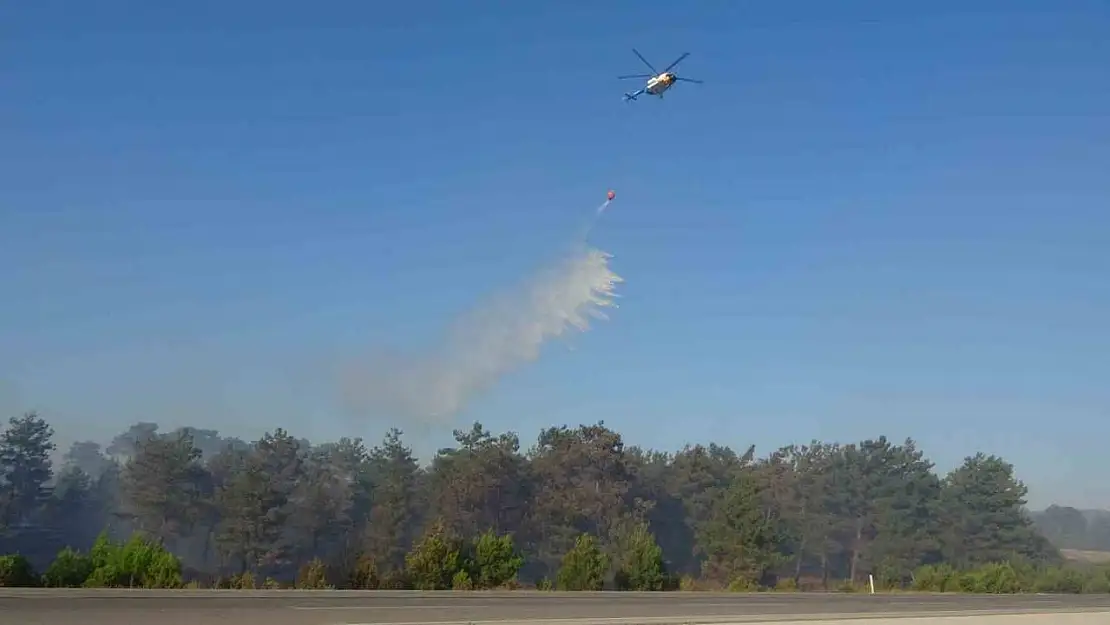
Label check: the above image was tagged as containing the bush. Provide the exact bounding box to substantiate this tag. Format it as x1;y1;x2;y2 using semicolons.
613;522;667;591
83;532;183;589
348;555;381;589
451;569;474;590
1082;569;1110;594
232;571;257;589
405;519;463;590
401;523;525;590
211;574;253;589
963;562;1022;594
470;529;524;589
1005;557;1040;589
912;564;958;592
0;554;38;587
556;534;607;591
42;547;94;587
774;577;798;592
1033;566;1086;594
906;561;1110;595
378;569;412;590
296;557;330;589
727;576;759;592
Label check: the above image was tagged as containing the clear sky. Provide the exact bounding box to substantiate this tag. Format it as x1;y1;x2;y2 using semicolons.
3;1;1108;508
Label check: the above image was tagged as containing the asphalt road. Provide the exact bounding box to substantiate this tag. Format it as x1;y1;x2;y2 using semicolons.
3;589;1110;625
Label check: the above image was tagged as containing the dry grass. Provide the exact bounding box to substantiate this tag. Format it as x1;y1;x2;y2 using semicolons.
1061;549;1110;564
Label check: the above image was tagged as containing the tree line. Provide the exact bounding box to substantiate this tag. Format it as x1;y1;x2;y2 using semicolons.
1032;506;1110;553
0;411;1099;591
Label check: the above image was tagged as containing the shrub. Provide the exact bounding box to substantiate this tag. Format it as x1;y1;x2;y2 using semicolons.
774;577;798;592
470;529;524;589
234;571;257;589
727;576;759;592
42;547;94;588
0;554;38;587
83;532;182;589
378;569;412;590
452;569;474;590
405;519;463;590
613;522;667;591
556;534;607;591
912;564;958;592
1083;572;1110;594
296;557;330;589
976;562;1023;594
1033;566;1086;594
348;555;381;589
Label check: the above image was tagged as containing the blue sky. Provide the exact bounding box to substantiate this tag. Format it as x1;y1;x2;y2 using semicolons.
2;1;1108;508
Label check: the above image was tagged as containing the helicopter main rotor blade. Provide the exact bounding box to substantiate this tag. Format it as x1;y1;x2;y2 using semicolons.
675;77;703;84
632;48;659;75
617;74;653;79
661;52;690;74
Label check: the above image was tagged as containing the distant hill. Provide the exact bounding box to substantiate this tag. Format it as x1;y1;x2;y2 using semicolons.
1031;506;1110;552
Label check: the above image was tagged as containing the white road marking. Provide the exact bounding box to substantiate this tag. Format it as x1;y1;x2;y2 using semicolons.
330;608;1110;625
295;602;794;611
294;605;502;611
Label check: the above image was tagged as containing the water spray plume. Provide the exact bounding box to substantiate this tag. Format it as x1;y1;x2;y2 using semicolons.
340;245;623;423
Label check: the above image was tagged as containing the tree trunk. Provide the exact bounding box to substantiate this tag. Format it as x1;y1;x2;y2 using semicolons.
849;520;863;583
793;535;806;581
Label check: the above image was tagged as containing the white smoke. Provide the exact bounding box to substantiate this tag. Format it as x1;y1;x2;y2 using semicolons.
341;245;623;423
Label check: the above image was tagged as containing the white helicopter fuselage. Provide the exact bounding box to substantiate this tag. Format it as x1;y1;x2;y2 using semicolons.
645;73;676;96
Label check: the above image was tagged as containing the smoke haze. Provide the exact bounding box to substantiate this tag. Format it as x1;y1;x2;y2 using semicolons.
340;245;623;423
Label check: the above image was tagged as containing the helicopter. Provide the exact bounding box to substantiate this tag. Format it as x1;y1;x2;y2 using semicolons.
618;49;703;102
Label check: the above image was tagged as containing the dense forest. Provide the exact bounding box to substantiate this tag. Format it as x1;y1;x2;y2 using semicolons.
0;411;1096;591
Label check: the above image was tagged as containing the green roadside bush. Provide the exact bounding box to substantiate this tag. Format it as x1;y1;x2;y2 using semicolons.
613;522;668;591
404;519;464;590
10;525;1110;594
773;577;798;592
83;532;183;588
556;534;608;591
470;529;525;589
402;519;526;590
0;554;38;587
451;569;474;590
42;547;94;587
910;560;1110;594
912;563;959;592
1;531;181;589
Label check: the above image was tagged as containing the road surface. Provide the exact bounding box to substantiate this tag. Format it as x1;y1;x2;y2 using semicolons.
3;589;1110;625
